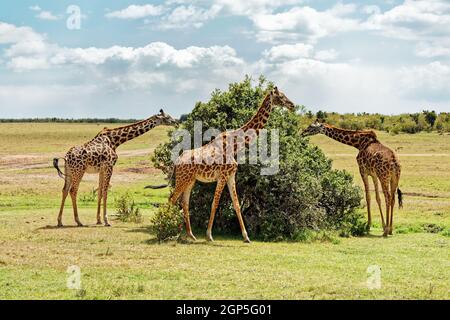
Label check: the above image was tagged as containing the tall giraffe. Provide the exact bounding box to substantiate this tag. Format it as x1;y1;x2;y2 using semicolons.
53;110;178;227
302;121;402;237
154;87;295;242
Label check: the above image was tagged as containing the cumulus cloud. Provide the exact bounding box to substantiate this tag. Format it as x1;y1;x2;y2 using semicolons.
364;0;450;41
105;4;165;19
250;3;360;43
263;43;313;61
215;0;302;15
29;5;61;21
36;11;61;21
157;4;222;29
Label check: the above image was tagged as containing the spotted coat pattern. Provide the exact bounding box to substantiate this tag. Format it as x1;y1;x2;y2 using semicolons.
302;123;401;236
56;111;177;227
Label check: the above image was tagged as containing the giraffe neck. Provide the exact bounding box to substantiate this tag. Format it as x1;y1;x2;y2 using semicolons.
225;94;274;156
323;125;377;150
104;116;159;148
241;94;273;133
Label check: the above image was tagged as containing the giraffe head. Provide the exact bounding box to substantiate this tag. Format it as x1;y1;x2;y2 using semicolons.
301;120;325;137
154;109;179;126
270;87;295;111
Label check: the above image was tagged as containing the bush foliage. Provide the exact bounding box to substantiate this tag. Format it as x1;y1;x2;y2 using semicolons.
114;193;143;223
151;203;184;243
152;76;365;241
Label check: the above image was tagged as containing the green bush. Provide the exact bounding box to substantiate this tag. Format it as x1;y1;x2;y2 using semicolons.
150;203;184;243
152;76;364;242
114;193;143;223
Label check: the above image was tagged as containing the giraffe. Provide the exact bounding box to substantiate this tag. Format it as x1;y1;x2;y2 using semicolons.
53;109;178;227
153;87;295;243
301;121;402;237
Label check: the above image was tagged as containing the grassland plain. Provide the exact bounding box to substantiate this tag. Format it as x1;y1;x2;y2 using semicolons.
0;123;449;299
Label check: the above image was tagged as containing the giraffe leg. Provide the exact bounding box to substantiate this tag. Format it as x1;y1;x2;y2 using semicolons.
69;171;84;227
102;168;113;227
227;173;250;243
360;172;372;228
389;177;398;235
96;170;104;225
169;178;185;205
206;177;227;242
371;175;386;230
181;182;196;241
57;176;72;227
380;178;391;237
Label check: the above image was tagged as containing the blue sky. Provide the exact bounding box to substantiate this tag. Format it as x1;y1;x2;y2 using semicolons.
0;0;449;118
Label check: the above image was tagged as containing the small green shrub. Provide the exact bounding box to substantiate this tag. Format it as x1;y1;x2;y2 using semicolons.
150;203;184;243
440;228;450;237
114;193;143;223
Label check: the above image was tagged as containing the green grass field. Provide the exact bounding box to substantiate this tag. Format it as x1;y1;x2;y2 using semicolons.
0;123;449;299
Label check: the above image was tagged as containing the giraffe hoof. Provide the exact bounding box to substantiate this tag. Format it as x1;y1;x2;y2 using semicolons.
77;223;84;227
57;223;63;228
188;233;197;241
104;223;111;227
96;221;102;225
243;237;251;243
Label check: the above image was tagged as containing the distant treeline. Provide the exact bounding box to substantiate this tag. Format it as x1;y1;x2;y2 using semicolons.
1;110;449;134
299;110;450;134
0;118;139;123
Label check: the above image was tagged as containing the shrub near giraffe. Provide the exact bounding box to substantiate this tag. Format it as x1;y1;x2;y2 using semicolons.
302;121;402;237
53;109;178;227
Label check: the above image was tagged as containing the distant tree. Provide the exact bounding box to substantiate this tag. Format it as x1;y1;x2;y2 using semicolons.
423;110;437;128
179;114;189;122
316;110;328;121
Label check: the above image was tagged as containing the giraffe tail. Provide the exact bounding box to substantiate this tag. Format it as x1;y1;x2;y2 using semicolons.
144;165;174;189
397;188;403;209
53;158;66;179
144;184;169;189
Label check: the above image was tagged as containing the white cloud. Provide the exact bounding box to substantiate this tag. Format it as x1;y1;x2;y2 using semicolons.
216;0;302;15
106;4;165;19
314;49;338;61
364;0;450;41
415;41;450;58
362;5;381;15
36;11;61;21
0;22;44;44
158;4;222;29
29;5;41;11
263;43;313;61
398;61;450;100
29;5;61;21
250;3;360;43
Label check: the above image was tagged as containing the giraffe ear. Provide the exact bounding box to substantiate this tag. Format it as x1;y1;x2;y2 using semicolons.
274;86;279;93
